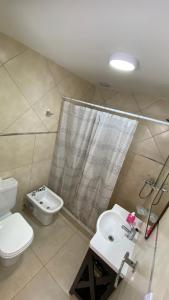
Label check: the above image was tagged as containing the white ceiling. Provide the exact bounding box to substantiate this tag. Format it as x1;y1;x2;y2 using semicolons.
1;0;169;96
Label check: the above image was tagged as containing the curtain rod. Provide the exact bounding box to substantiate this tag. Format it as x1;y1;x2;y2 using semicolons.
63;96;169;126
0;131;57;137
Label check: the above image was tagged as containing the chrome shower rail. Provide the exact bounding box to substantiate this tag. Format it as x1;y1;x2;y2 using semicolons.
63;96;169;126
0;131;57;137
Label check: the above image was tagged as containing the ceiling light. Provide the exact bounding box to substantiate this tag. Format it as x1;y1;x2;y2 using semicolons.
109;53;138;72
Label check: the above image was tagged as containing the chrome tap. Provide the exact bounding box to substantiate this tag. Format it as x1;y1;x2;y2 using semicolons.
122;224;137;241
114;252;137;288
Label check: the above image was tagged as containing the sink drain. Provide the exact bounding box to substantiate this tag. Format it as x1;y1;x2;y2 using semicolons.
108;235;114;242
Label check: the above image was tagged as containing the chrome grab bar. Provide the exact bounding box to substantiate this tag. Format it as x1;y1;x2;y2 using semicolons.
114;252;137;288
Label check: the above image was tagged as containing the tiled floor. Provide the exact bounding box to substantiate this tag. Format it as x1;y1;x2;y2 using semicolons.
0;210;89;300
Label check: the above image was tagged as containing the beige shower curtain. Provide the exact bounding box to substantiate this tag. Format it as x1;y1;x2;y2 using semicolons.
49;101;137;231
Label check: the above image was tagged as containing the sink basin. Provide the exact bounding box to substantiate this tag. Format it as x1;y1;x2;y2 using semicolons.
90;205;142;277
97;210;129;242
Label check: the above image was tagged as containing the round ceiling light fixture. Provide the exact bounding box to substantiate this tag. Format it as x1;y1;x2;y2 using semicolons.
109;52;138;72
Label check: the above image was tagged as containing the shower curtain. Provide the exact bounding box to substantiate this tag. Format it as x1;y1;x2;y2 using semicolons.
49;101;138;230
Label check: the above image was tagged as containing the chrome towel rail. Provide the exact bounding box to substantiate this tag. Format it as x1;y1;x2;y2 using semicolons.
0;131;57;137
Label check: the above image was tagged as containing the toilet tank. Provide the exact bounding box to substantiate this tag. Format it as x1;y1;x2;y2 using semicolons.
0;178;18;216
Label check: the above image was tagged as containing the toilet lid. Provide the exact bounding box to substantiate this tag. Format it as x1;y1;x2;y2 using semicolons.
0;213;34;258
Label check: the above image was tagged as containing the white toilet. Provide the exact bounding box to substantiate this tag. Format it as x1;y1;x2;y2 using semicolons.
0;178;34;267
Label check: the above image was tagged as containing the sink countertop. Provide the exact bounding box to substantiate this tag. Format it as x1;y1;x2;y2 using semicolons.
89;204;142;277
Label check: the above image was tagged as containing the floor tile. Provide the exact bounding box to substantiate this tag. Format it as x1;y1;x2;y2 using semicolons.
0;248;42;300
60;210;93;240
30;214;75;265
13;268;68;300
46;233;89;294
59;213;79;233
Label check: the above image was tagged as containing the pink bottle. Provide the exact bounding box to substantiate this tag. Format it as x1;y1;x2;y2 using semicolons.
126;212;136;224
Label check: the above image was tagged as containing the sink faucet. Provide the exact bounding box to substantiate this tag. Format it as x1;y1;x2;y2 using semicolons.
122;224;137;240
114;251;137;288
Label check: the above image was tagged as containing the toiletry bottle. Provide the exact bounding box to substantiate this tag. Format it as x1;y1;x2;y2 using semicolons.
126;212;136;224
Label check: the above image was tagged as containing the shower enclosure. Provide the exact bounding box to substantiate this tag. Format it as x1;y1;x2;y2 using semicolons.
49;100;137;230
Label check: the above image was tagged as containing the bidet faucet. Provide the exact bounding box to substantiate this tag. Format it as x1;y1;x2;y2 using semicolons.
122;224;137;240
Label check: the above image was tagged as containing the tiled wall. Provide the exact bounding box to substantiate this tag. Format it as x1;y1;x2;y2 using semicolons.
92;87;169;300
92;87;169;213
151;208;169;300
2;33;168;215
0;33;95;211
1;33;169;300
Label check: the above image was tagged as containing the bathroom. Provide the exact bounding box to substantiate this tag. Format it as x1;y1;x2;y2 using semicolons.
0;1;169;300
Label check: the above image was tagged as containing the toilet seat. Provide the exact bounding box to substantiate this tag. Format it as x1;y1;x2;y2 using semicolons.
0;213;34;259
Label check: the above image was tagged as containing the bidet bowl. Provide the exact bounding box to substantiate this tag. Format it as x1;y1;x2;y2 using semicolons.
26;186;64;225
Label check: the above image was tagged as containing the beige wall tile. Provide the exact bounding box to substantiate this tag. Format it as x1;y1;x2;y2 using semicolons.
97;88;140;113
130;137;164;163
91;87;169;300
0;66;30;131
110;154;162;212
0;248;42;300
57;73;83;99
29;159;52;191
147;122;169;137
0;135;35;172
5;108;47;133
0;33;95;222
48;60;71;85
151;209;169;300
33;87;62;131
0;33;26;64
5;50;55;104
154;131;169;162
33;133;56;163
97;87;119;102
83;85;96;101
134;93;159;110
132;122;152;142
151;190;169;219
93;87;105;105
141;98;169;121
75;78;94;100
112;91;140;113
1;32;169;300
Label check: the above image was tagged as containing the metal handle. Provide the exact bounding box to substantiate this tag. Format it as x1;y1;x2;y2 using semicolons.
46;109;54;117
114;252;137;288
114;252;129;288
144;178;155;185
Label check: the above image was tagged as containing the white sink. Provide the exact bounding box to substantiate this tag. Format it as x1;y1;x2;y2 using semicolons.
97;210;128;242
90;204;142;277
